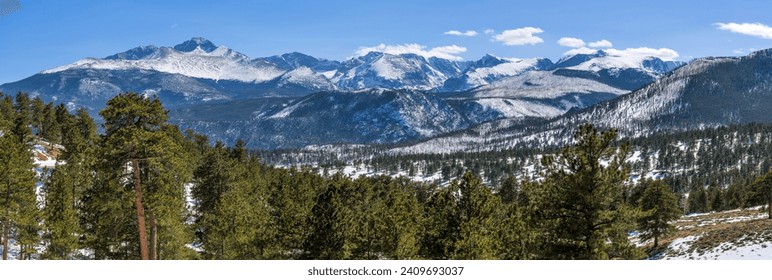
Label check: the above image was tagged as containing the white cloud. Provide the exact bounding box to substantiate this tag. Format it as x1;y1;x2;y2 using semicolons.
732;48;758;55
444;30;478;37
354;43;467;61
563;46;679;61
494;27;544;46
483;29;495;35
563;47;598;56
558;37;586;48
605;47;680;61
715;22;772;39
588;39;613;48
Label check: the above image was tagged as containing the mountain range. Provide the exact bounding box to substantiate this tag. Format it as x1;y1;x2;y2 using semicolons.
0;37;687;149
392;49;772;154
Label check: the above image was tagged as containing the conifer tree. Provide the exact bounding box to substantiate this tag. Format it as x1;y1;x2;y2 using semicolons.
499;180;537;260
527;124;642;259
421;183;459;259
0;114;38;260
751;170;772;219
195;143;281;260
0;94;15;130
383;177;421;259
30;96;45;136
98;92;192;259
637;179;682;247
707;182;724;212
688;186;708;214
304;176;347;259
41;103;62;143
40;106;88;259
42;164;81;259
268;167;316;258
453;172;502;260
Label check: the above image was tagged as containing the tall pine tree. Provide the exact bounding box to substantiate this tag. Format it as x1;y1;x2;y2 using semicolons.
0;105;39;260
527;124;642;259
98;92;192;259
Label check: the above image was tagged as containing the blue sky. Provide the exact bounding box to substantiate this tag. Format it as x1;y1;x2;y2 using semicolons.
1;0;772;83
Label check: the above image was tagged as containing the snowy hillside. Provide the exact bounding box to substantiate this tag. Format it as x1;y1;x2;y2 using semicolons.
654;207;772;260
471;70;627;99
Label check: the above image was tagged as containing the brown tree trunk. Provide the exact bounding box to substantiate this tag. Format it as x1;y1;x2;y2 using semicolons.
132;159;149;260
149;210;158;260
2;218;8;260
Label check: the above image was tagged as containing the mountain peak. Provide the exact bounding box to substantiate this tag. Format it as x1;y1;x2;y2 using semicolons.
173;37;218;53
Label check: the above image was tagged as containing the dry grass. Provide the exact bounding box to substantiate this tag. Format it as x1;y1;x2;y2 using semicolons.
653;207;772;258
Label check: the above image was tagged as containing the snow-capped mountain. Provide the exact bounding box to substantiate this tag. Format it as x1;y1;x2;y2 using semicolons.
45;37;285;83
331;52;463;90
391;49;772;154
1;38;682;107
441;55;555;91
0;37;687;149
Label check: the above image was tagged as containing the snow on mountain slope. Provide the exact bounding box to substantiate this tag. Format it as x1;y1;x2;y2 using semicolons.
390;49;772;155
472;98;564;118
43;43;285;83
556;49;682;74
464;57;548;86
335;52;458;90
471;70;627;99
277;67;335;91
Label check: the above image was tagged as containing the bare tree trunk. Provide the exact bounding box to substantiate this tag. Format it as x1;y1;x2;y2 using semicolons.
2;218;8;260
149;210;158;260
132;159;149;260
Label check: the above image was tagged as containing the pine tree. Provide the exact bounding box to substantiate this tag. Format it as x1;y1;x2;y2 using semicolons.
688;186;708;214
637;179;682;247
0;115;39;260
707;182;724;212
527;124;642;259
421;183;459;259
383;177;421;259
453;172;502;260
40;107;88;259
751;170;772;219
192;152;275;259
304;176;347;259
98;92;192;259
30;97;45;136
40;103;61;142
498;180;537;259
0;94;15;131
42;164;81;259
268;167;316;259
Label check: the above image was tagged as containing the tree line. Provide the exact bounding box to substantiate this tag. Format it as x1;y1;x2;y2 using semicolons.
0;91;768;260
